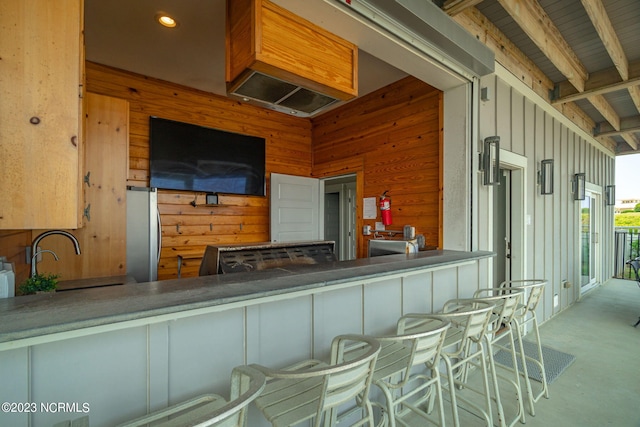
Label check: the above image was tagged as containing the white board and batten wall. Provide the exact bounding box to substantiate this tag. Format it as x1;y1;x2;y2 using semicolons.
475;64;616;323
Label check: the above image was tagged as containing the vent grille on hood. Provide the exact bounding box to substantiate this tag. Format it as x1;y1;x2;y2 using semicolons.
228;71;340;117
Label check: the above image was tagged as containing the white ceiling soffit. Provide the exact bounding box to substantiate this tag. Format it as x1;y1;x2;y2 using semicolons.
271;0;480;91
351;0;495;77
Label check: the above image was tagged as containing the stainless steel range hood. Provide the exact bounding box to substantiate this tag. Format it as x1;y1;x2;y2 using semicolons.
228;70;340;117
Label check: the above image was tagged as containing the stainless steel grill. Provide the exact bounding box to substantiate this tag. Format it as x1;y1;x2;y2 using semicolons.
199;241;336;276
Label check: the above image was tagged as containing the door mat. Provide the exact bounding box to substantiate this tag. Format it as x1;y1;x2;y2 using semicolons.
493;340;576;384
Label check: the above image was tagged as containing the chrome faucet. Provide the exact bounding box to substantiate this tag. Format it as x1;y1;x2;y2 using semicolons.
31;230;81;277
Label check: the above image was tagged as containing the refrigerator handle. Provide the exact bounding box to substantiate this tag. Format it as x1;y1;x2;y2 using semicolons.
157;209;162;265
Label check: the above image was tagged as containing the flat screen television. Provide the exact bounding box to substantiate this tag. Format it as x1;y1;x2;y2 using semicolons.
149;117;266;196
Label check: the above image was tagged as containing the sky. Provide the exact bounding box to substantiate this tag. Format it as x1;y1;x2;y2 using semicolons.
615;153;640;200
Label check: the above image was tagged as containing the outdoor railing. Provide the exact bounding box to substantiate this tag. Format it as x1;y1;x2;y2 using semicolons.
614;227;640;279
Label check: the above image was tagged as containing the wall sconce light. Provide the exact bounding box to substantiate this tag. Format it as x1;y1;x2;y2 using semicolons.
605;185;615;206
481;87;490;101
538;159;554;195
482;136;500;186
572;173;586;201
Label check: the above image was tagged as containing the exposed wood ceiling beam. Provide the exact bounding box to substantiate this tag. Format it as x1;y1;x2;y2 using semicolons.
589;95;621;130
580;0;628;81
595;115;640;136
553;0;640;140
555;60;640;102
552;74;640;104
565;0;640;145
451;5;629;154
443;0;484;16
580;0;640;144
447;1;637;155
553;60;640;130
497;0;623;134
452;7;608;150
496;0;588;92
555;59;640;100
630;86;640;112
620;133;639;151
598;135;620;151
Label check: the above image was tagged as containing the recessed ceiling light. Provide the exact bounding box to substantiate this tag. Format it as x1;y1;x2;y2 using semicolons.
156;13;178;28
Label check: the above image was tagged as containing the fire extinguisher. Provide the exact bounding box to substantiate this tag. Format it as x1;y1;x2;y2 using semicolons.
379;191;392;226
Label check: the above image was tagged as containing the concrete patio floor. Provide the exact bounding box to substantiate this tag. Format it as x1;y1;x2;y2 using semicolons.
404;278;640;426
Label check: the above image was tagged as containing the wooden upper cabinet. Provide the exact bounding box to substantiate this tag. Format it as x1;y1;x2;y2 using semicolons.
226;0;358;101
0;0;84;229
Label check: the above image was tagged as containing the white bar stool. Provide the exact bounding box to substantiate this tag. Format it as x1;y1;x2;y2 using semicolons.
117;365;265;427
500;279;549;416
371;314;450;426
437;299;496;427
473;287;526;427
251;334;380;427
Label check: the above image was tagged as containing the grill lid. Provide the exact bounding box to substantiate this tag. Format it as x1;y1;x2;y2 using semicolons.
199;241;337;276
219;245;336;273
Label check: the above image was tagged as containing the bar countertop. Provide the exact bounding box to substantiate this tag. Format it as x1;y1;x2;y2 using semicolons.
0;250;493;345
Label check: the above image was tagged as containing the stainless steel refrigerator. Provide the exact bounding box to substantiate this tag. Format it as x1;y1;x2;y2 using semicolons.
126;187;160;282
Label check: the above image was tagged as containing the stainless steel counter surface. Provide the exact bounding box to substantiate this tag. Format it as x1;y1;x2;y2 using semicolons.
0;250;493;344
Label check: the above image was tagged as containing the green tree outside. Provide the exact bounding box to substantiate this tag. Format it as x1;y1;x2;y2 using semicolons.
615;212;640;227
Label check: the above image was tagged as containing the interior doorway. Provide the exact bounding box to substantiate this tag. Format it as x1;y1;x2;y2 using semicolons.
323;175;357;260
493;151;526;287
494;169;512;286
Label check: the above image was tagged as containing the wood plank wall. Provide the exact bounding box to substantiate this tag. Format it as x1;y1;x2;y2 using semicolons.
0;230;31;285
312;77;443;258
82;63;444;277
86;62;313;279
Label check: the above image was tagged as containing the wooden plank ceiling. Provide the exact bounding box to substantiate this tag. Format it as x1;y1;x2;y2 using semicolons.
439;0;640;155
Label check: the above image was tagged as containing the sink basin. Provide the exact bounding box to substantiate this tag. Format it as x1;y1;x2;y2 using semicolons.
56;275;137;291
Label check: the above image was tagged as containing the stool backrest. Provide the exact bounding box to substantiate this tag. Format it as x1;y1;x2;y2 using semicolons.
440;299;495;351
118;365;265;427
253;334;380;427
324;334;381;411
500;279;547;314
473;287;524;328
218;365;267;427
374;315;450;385
397;315;451;367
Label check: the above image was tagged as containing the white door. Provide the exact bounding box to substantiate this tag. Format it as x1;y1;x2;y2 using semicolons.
270;173;323;242
580;190;600;293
